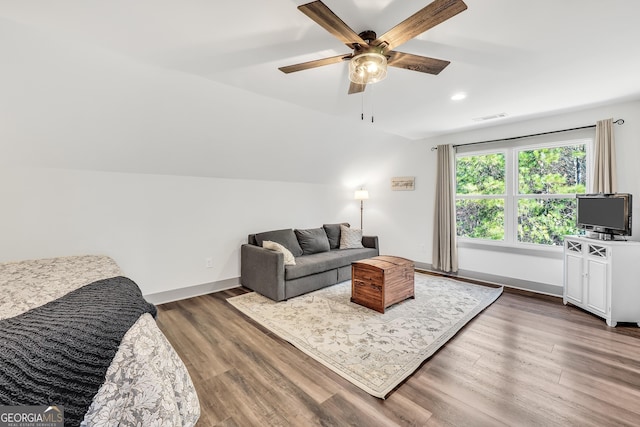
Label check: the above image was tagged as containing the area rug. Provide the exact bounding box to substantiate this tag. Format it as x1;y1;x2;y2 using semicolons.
227;273;503;398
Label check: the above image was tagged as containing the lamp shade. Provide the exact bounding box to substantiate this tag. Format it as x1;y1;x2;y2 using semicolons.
348;52;387;85
354;189;369;200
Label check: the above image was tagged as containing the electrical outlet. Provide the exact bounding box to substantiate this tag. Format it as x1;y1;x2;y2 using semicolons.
205;257;214;268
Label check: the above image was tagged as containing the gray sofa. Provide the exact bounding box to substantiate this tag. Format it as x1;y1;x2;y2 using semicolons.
240;224;379;301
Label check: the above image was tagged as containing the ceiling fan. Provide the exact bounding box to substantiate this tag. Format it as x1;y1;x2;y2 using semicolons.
279;0;468;94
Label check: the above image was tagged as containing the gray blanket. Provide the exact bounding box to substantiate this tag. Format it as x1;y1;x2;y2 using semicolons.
0;276;156;426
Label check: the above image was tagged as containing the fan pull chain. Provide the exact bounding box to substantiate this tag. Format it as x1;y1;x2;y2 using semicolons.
358;88;377;123
370;86;374;123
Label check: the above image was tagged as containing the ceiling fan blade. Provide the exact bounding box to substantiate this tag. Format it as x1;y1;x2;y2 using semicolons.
348;81;366;95
387;51;450;75
298;1;368;47
279;53;350;74
373;0;467;51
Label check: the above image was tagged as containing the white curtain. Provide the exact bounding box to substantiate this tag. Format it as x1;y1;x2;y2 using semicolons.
592;118;617;193
432;144;458;273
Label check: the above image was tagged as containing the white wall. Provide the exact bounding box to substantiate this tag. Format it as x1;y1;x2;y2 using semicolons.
420;100;640;293
0;143;434;298
336;141;436;264
0;137;431;301
0;15;418;301
0;168;354;296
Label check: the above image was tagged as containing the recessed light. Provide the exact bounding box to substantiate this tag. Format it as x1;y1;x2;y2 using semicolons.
451;92;467;101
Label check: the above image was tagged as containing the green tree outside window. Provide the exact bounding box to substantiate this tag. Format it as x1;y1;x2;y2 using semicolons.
456;143;587;246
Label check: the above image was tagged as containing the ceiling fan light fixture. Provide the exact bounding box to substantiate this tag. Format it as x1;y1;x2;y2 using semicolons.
349;52;387;85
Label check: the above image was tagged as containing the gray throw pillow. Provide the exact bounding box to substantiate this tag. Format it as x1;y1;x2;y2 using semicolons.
323;223;350;249
255;229;303;257
294;228;331;255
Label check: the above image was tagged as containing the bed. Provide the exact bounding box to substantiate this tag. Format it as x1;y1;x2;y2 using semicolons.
0;255;200;426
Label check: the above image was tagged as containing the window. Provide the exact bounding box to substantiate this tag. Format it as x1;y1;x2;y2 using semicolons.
456;139;589;247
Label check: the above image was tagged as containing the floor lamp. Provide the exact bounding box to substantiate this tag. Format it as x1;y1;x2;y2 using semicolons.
354;189;369;230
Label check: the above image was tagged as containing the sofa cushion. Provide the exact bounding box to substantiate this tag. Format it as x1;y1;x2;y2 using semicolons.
262;240;296;265
339;224;364;249
285;247;378;280
323;223;349;249
255;229;303;257
294;228;330;255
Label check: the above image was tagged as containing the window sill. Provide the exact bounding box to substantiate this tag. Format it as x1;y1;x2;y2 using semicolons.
457;238;564;259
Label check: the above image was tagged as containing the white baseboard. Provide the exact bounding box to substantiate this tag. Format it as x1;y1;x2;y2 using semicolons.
145;264;563;306
414;262;562;297
144;276;240;305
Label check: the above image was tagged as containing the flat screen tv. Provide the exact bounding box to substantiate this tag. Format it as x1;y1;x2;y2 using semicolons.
576;193;632;239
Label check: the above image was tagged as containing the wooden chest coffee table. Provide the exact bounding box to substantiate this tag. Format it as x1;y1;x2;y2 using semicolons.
351;256;415;313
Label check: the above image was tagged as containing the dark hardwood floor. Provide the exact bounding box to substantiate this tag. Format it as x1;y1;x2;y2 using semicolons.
156;280;640;426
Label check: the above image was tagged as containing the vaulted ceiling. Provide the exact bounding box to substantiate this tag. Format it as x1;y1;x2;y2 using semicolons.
2;0;640;141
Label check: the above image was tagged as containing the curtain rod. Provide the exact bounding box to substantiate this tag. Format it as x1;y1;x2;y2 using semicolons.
430;118;625;151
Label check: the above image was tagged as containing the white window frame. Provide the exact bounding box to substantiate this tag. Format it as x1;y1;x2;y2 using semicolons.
455;137;592;252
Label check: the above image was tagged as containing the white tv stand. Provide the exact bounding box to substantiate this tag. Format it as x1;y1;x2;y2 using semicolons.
563;235;640;327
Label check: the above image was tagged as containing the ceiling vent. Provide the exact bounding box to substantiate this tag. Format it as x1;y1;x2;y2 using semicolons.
473;113;507;122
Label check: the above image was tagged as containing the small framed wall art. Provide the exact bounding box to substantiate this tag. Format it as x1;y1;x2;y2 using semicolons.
391;176;415;191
